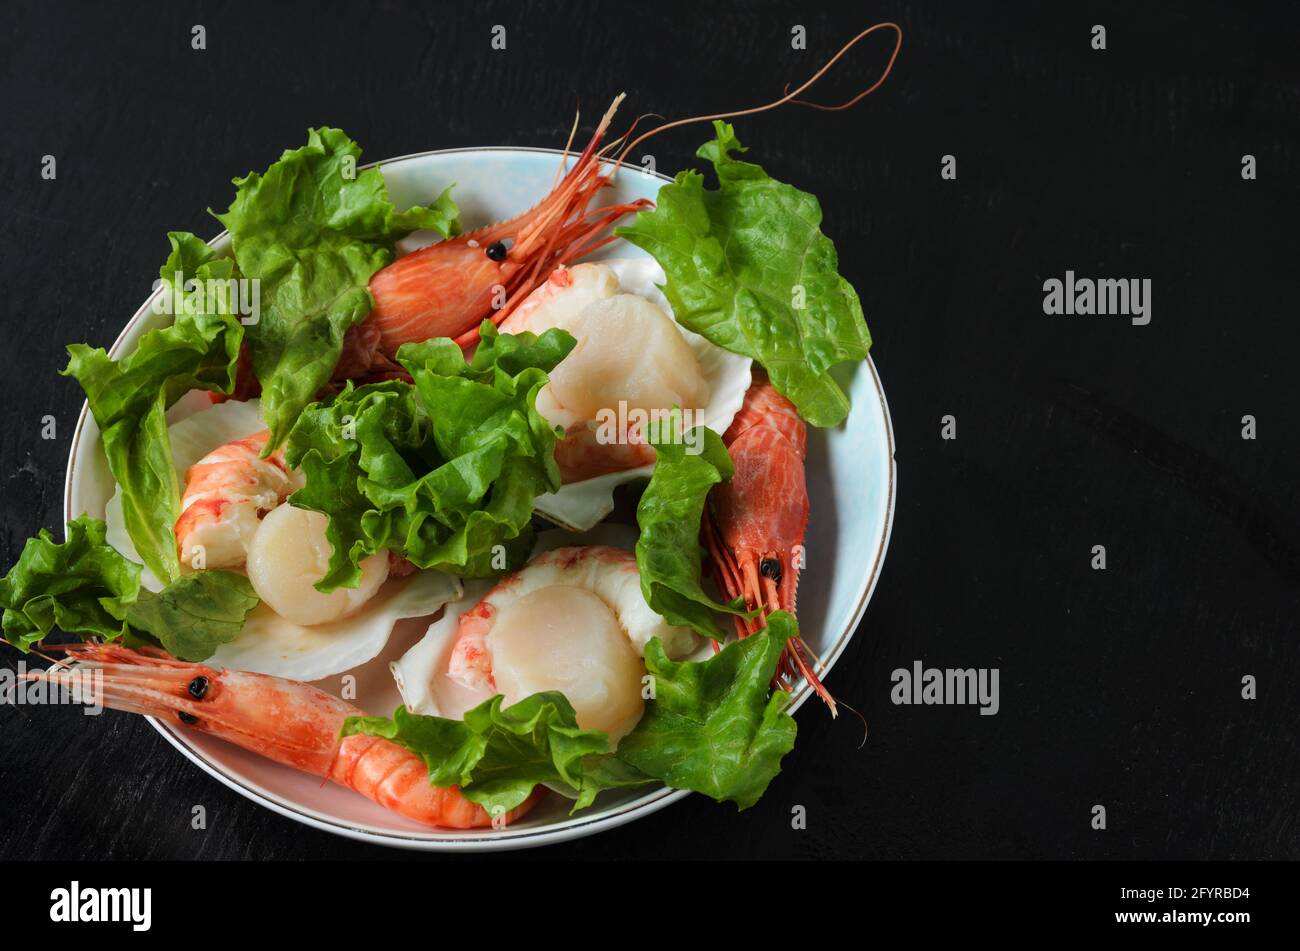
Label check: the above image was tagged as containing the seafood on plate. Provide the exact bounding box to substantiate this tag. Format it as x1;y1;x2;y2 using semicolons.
102;398;462;682
502;262;710;482
504;258;752;531
393;542;699;745
1;23;901;831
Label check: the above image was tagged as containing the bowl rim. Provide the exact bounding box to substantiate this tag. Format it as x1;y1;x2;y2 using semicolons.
61;144;898;851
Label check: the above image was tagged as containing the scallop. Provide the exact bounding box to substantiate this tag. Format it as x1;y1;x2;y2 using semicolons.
390;529;703;749
246;503;390;627
511;261;621;335
538;294;711;429
490;585;645;739
528;258;753;532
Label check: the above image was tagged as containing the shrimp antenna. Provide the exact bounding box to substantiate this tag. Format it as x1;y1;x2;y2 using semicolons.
29;644;68;668
835;698;871;749
554;98;583;188
616;21;902;163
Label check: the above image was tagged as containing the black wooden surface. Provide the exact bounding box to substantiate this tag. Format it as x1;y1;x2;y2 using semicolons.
1;0;1297;861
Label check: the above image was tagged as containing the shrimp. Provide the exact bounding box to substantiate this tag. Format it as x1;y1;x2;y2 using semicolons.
703;369;837;714
24;642;538;829
499;262;710;482
434;546;697;741
174;430;298;570
364;96;653;356
351;23;901;372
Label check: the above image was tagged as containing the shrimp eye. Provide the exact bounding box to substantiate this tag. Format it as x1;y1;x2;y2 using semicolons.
178;711;199;725
187;676;209;700
760;558;782;583
485;240;508;262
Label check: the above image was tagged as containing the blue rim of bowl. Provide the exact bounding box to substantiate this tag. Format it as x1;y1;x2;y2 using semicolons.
61;145;898;851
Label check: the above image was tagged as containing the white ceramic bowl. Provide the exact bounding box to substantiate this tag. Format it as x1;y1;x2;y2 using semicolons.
63;146;897;851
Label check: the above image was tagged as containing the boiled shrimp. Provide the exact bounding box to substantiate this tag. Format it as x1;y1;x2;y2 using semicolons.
25;643;537;829
358;22;902;367
365;96;652;356
704;369;837;714
175;429;390;624
665;22;905;718
174;429;297;570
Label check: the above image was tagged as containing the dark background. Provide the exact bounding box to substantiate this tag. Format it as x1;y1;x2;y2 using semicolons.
1;0;1297;861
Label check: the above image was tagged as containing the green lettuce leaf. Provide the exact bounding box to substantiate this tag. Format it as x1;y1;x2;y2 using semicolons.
614;613;799;810
285;380;426;590
570;753;656;812
342;692;610;818
214;127;460;450
285;323;575;589
62;234;244;582
125;570;259;662
635;412;747;640
0;515;141;650
0;517;259;661
616;121;870;426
